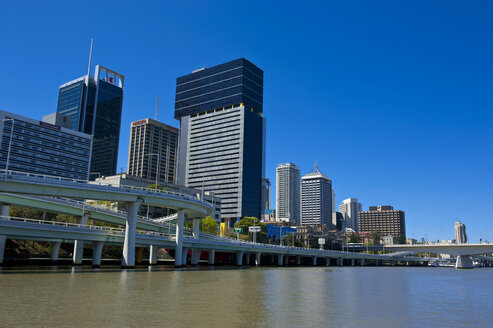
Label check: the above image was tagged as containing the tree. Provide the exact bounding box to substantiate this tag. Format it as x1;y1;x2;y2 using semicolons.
283;233;303;247
348;232;360;244
146;184;164;191
185;216;218;234
369;230;382;245
234;217;267;243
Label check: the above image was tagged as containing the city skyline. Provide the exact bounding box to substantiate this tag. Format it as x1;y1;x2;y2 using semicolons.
1;1;492;242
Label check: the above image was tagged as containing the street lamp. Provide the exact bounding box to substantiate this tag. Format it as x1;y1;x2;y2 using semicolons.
1;118;15;178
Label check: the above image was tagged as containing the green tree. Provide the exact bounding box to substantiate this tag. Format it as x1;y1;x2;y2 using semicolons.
348;232;360;244
369;230;382;245
185;216;218;234
283;233;303;247
234;217;267;243
146;184;164;191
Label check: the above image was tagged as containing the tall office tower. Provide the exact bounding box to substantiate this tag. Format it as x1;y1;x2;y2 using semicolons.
175;58;264;222
301;165;332;226
359;205;406;238
276;163;301;224
57;65;124;178
0;110;92;180
332;188;336;213
338;198;362;232
127;118;179;184
261;178;271;213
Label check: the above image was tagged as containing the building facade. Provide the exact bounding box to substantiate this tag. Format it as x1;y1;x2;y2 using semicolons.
339;198;362;232
261;177;271;213
127;118;178;184
301;166;332;226
276;163;301;224
175;58;264;224
57;65;124;178
0;110;92;180
358;205;406;238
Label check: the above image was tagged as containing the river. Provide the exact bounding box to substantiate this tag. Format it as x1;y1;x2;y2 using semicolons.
0;265;491;327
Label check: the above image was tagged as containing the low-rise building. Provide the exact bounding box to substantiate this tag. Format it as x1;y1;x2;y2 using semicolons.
359;205;406;238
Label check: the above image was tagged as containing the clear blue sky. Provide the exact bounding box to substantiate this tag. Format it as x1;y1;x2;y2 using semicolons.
1;1;492;242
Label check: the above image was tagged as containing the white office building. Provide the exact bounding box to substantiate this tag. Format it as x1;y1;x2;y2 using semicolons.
339;198;362;232
276;163;301;224
301;165;332;226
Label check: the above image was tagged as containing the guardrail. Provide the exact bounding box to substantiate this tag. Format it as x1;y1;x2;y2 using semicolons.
0;169;212;210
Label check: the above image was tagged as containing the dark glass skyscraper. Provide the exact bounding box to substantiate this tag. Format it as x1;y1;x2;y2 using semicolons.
57;65;124;178
175;58;264;223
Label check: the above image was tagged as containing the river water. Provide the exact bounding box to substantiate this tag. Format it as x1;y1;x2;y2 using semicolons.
0;265;491;327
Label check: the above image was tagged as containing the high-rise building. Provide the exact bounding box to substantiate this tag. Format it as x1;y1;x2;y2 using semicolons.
127;118;179;184
57;65;124;178
358;205;406;238
301;166;332;226
276;163;301;224
339;198;362;232
261;178;271;213
0;110;92;180
174;58;264;223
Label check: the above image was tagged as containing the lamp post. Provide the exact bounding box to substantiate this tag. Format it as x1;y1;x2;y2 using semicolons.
1;118;15;178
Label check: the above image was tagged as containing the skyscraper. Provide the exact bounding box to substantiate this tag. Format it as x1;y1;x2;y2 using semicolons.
127;118;179;184
358;205;406;238
276;163;301;224
339;198;362;232
301;165;332;226
175;58;264;223
57;65;124;178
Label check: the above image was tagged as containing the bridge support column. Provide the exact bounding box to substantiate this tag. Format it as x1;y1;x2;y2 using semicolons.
338;257;343;266
135;247;144;264
271;254;275;264
174;210;185;267
92;241;104;267
325;258;330;266
73;213;89;265
192;218;200;239
149;245;158;265
208;250;215;265
0;235;5;265
277;254;284;266
351;259;356;266
0;204;10;217
456;255;473;269
296;256;301;265
284;255;289;266
360;259;365;266
390;260;395;266
312;256;317;266
122;202;139;268
255;252;261;266
191;249;200;266
182;247;189;265
236;252;244;266
50;242;61;262
245;253;250;265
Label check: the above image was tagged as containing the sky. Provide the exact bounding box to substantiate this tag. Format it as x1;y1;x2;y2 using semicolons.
1;1;492;242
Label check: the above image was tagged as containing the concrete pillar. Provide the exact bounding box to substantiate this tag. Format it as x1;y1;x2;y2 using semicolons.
284;255;289;266
312;256;317;266
0;235;5;264
182;247;189;265
73;214;89;265
245;253;250;265
135;247;144;264
122;202;139;268
255;252;261;266
391;260;395;266
236;252;244;266
351;259;356;266
192;218;200;239
191;249;200;266
271;254;275;264
149;245;158;265
92;241;104;267
456;255;473;269
296;255;301;265
50;242;61;262
277;254;284;266
208;250;215;265
360;259;365;266
325;258;330;266
338;257;343;266
174;210;185;267
0;204;10;217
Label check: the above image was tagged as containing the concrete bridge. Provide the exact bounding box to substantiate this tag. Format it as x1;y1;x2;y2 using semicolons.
386;244;493;268
0;170;427;268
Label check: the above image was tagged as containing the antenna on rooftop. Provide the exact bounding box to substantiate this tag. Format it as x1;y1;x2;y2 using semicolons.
314;161;318;172
87;38;94;76
155;96;159;121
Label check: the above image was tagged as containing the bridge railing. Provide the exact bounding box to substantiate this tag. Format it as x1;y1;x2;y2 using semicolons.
0;169;212;211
